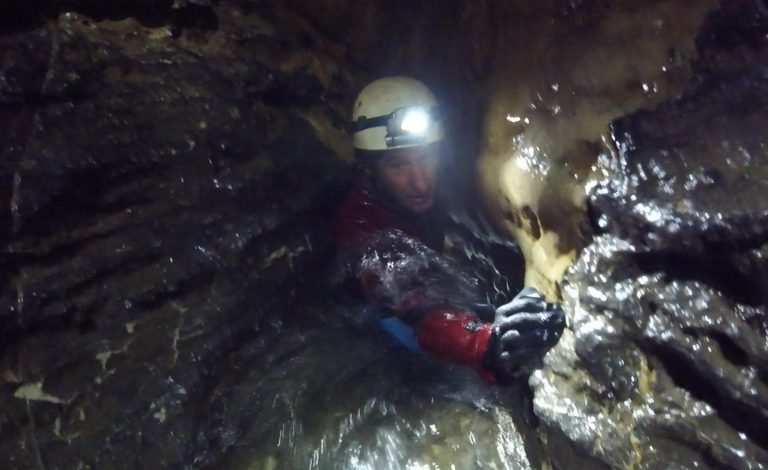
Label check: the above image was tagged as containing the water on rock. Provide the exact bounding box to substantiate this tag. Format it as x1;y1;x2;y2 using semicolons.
0;0;766;469
532;1;768;468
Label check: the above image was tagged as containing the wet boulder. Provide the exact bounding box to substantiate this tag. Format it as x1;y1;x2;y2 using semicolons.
531;2;768;468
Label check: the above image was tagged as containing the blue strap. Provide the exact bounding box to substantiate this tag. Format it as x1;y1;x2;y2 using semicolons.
377;317;422;352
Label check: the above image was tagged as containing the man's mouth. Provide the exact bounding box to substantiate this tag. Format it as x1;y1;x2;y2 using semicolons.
408;195;431;206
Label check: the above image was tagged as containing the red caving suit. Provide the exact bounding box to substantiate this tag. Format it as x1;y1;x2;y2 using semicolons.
334;174;495;382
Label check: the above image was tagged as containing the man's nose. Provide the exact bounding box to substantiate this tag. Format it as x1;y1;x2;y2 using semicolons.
409;163;430;192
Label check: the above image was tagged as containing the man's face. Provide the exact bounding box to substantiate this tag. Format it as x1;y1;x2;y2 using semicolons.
374;145;439;214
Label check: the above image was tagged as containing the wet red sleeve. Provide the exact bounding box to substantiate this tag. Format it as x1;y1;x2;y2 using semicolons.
415;308;496;383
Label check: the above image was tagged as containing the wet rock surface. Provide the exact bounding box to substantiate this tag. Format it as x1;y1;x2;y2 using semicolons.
476;0;719;298
532;2;768;468
2;0;768;468
0;3;355;467
0;2;537;469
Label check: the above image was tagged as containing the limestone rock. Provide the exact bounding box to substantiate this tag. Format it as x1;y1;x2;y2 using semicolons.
532;2;768;467
0;4;352;467
477;0;719;298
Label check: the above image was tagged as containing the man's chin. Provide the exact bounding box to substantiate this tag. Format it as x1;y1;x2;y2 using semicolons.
405;197;434;213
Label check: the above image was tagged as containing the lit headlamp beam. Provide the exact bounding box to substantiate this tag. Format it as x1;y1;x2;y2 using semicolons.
399;109;430;135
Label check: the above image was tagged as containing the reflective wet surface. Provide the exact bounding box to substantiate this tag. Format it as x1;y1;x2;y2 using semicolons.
1;0;767;468
198;316;539;468
532;3;768;467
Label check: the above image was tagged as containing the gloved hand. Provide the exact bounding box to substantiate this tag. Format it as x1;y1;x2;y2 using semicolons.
482;287;565;381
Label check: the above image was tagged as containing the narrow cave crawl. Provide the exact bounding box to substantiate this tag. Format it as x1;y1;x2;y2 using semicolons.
0;1;767;468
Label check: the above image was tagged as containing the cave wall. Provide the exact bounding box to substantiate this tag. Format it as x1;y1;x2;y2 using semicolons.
1;0;767;468
476;0;719;298
0;2;357;466
531;1;768;468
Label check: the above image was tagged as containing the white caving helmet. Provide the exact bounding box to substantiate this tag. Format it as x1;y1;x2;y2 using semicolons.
351;76;445;151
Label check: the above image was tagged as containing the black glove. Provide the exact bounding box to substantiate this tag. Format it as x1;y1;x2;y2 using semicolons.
482;287;565;381
471;302;497;322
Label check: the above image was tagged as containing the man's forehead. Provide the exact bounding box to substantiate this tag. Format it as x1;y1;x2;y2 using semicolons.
381;145;436;159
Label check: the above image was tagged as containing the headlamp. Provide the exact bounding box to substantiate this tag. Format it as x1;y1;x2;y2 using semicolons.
351;106;440;148
396;108;430;134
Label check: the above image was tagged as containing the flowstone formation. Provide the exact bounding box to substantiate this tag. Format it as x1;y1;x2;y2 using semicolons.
477;0;718;299
531;1;768;468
